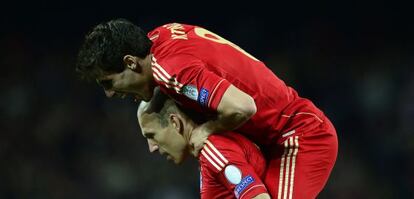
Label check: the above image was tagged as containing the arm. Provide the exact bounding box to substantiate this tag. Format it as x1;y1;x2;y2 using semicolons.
190;84;256;155
155;54;256;154
201;84;256;133
252;193;271;199
199;135;269;199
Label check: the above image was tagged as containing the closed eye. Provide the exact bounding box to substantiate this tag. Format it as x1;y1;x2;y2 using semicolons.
144;132;155;139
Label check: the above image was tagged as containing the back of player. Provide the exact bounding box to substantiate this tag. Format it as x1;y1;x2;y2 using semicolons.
149;23;327;147
149;23;338;198
199;132;268;199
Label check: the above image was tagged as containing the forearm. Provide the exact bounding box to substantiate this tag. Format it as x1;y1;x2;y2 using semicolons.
201;84;256;134
200;108;252;134
252;193;271;199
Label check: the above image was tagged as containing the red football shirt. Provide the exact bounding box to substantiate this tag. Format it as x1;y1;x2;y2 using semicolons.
199;132;267;199
148;23;325;147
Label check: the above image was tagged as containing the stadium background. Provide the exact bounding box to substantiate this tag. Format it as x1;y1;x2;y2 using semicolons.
1;1;412;198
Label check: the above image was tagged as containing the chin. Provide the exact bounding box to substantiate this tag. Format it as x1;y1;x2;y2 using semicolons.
173;157;185;165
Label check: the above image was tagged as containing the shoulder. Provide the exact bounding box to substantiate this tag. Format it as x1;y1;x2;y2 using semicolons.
206;133;242;149
152;53;205;79
148;23;195;43
199;133;244;173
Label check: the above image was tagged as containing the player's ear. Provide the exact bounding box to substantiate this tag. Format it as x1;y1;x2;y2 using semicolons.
169;114;183;134
123;55;142;72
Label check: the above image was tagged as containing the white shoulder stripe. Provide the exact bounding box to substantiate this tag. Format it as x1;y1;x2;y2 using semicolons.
151;59;173;79
152;72;180;93
151;64;181;87
204;145;225;168
206;140;228;164
152;67;181;92
151;56;183;87
201;149;222;171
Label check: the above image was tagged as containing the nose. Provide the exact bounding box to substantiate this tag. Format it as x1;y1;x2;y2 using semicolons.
148;139;159;153
104;90;115;98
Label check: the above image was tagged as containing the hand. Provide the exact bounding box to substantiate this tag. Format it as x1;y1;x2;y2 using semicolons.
190;125;211;157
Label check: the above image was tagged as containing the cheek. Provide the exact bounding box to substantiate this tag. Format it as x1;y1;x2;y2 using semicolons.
154;132;171;149
113;73;133;90
111;79;125;90
174;139;188;164
172;136;187;154
161;133;185;153
136;80;147;92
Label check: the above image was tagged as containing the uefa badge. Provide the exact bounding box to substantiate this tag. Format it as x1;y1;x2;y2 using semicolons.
234;175;255;198
224;165;242;185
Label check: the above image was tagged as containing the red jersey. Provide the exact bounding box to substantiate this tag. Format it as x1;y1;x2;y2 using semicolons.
148;23;325;147
199;132;268;199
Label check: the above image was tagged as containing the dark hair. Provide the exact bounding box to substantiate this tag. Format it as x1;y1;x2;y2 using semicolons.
76;18;152;81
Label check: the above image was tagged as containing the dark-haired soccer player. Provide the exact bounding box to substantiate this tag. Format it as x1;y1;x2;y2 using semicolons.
138;92;270;199
77;19;337;198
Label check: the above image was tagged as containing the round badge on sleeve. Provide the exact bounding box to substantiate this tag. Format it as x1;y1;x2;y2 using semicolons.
224;165;242;184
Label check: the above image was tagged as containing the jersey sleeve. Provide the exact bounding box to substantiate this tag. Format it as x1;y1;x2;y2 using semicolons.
151;54;231;111
199;137;268;199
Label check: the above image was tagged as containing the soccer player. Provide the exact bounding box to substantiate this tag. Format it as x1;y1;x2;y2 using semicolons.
137;91;271;199
76;19;338;198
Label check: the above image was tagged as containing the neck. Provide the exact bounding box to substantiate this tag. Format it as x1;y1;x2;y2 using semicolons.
141;54;152;71
142;54;156;87
183;120;198;156
183;121;195;143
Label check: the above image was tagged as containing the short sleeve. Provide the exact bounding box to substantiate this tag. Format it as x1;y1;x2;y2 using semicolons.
151;54;231;111
199;137;267;199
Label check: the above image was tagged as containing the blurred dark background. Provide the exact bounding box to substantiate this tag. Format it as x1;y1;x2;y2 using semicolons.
1;1;413;198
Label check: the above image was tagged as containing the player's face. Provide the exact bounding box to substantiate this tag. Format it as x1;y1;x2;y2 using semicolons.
96;56;155;102
140;114;189;164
